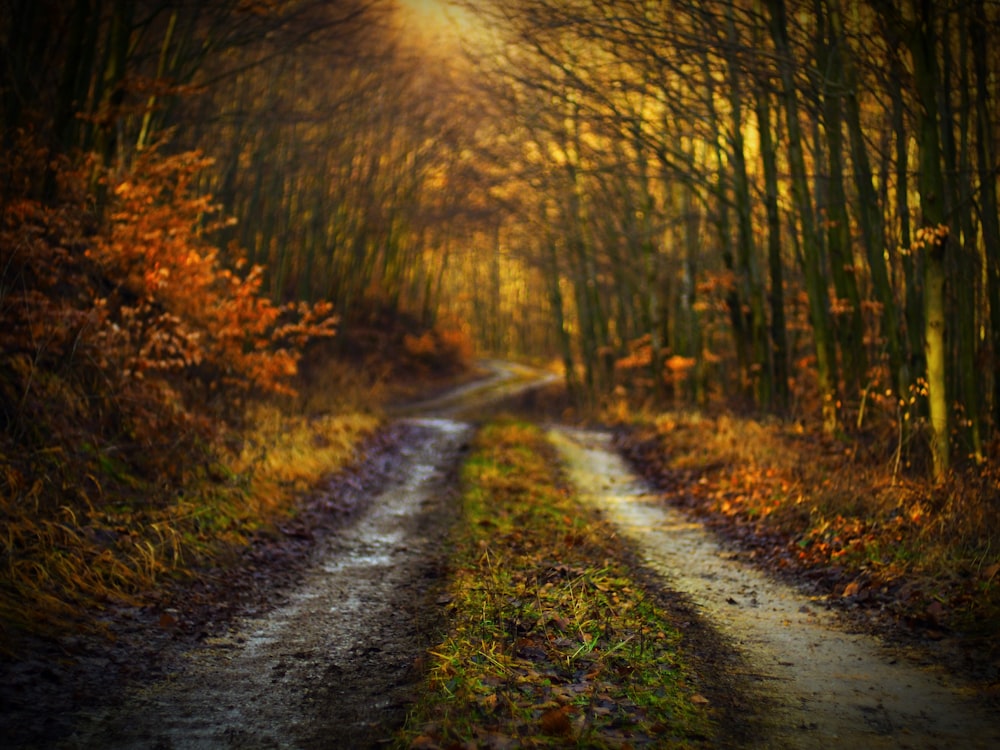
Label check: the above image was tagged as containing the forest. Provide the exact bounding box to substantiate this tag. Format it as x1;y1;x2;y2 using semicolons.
2;0;999;663
448;0;1000;485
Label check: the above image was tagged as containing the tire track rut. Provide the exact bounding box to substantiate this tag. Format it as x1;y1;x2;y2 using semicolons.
550;426;1000;749
64;419;469;749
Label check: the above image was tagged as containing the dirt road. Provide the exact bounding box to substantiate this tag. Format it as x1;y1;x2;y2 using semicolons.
12;362;1000;748
55;362;549;749
65;418;470;749
551;426;1000;749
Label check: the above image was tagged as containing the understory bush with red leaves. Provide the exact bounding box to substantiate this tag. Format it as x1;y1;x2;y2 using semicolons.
0;135;336;501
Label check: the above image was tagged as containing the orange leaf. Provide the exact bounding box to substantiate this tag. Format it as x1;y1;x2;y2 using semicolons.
539;705;573;736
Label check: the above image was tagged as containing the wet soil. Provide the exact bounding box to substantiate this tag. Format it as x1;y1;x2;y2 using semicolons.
0;362;545;749
63;418;471;749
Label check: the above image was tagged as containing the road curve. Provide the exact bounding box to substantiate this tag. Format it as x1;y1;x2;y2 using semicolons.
388;359;560;419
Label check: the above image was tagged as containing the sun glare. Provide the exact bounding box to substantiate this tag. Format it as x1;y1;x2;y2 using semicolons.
397;0;483;48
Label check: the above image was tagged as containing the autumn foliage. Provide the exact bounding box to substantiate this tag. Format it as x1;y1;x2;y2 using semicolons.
99;149;336;399
403;326;474;375
0;135;340;644
3;138;335;434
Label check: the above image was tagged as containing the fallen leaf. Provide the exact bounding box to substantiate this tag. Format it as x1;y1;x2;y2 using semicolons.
409;734;439;749
158;612;177;629
478;692;498;710
477;731;517;749
842;580;862;597
540;705;573;736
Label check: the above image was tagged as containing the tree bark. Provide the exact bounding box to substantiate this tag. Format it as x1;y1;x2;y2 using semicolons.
766;0;839;431
753;0;789;414
906;0;950;480
816;0;866;395
724;0;771;408
828;0;902;405
972;0;1000;441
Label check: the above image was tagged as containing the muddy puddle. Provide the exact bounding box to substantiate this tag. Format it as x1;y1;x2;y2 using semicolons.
550;426;1000;750
62;418;471;749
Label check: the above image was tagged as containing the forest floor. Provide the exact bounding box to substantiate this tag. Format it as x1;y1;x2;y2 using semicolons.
2;362;1000;748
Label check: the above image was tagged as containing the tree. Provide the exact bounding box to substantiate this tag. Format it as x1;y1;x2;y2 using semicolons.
972;0;1000;441
766;0;839;431
752;0;790;413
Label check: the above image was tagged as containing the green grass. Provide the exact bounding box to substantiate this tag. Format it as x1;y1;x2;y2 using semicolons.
397;419;715;748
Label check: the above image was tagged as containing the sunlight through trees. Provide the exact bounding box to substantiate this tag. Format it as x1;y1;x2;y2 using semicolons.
440;0;1000;478
2;0;998;477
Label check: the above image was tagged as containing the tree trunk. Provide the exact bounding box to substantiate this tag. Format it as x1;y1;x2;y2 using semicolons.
952;12;983;462
724;0;771;409
907;0;950;480
46;0;97;198
94;0;135;166
753;0;790;413
136;9;179;151
817;0;866;396
545;231;580;405
766;0;839;431
91;0;136;215
681;174;707;406
828;0;902;405
700;38;750;400
972;0;1000;440
880;11;924;412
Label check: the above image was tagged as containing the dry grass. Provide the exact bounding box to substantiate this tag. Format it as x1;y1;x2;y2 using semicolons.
233;403;379;507
0;362;381;655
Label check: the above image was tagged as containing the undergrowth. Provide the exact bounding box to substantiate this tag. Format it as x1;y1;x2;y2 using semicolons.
398;419;714;749
0;388;378;654
0;134;461;656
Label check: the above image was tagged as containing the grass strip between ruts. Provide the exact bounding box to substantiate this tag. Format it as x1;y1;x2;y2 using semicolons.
398;419;715;749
